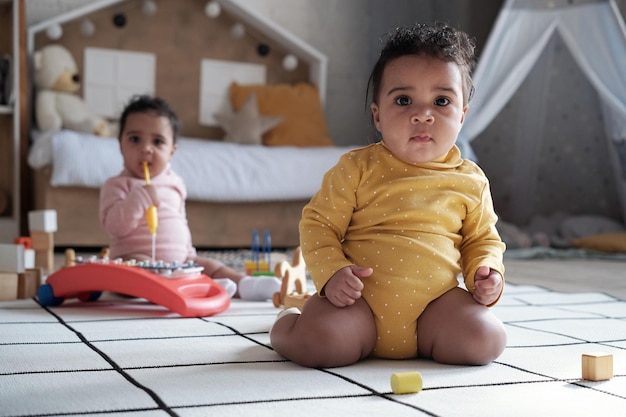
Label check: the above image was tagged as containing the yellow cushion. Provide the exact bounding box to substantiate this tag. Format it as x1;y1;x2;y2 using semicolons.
230;82;334;147
571;232;626;253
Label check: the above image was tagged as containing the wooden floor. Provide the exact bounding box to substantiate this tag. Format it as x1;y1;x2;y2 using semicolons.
504;258;626;300
53;251;626;300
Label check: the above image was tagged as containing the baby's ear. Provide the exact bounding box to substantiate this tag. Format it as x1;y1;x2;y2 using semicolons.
370;102;382;131
460;105;469;124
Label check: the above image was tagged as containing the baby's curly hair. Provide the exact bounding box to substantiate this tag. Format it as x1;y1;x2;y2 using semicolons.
368;22;476;106
118;95;180;143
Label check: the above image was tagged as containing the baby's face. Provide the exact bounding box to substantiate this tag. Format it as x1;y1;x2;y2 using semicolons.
119;112;176;180
370;55;468;164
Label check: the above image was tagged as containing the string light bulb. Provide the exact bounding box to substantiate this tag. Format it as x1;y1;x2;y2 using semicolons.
230;23;245;39
205;1;221;18
80;19;95;36
142;0;157;15
46;23;63;40
282;54;298;71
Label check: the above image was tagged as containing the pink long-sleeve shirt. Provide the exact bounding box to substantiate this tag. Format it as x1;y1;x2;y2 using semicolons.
99;165;197;262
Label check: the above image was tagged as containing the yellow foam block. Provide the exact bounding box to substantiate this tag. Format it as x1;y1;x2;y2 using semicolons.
582;352;613;381
390;371;423;394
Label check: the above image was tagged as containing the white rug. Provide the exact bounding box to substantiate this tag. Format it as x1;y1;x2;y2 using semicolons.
1;283;625;417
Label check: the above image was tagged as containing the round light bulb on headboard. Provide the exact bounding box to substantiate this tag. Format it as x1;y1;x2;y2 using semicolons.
205;1;221;18
80;19;95;37
142;0;157;16
230;23;246;39
46;24;63;40
282;54;299;71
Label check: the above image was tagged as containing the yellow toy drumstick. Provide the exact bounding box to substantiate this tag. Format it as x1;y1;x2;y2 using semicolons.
143;161;158;261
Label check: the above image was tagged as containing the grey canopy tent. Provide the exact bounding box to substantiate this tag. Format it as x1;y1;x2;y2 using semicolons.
457;0;626;226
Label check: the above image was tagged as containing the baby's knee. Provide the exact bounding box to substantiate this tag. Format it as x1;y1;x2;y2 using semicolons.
271;316;332;367
270;302;375;368
468;320;507;365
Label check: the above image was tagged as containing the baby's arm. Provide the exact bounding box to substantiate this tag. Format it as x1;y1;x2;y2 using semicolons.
143;184;160;207
460;176;505;306
323;265;373;308
472;265;503;306
100;180;155;238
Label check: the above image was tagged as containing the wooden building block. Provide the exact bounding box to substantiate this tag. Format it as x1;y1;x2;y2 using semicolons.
582;352;613;381
18;269;41;299
28;210;58;233
30;231;54;251
0;272;18;301
0;244;25;273
35;249;55;273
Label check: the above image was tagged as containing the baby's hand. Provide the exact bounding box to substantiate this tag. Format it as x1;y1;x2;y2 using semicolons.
144;184;160;207
323;265;373;308
473;265;503;306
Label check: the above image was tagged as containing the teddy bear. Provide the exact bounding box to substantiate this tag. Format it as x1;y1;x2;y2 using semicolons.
33;44;111;136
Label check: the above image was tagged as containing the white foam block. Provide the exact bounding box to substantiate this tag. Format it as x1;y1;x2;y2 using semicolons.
24;249;35;269
28;210;58;232
0;244;25;273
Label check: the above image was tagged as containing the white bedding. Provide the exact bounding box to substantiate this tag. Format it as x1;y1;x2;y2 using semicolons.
28;130;356;202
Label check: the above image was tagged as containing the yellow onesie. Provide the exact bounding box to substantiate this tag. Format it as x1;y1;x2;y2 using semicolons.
300;142;505;359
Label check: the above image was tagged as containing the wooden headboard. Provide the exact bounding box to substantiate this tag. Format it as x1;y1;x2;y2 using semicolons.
28;0;321;139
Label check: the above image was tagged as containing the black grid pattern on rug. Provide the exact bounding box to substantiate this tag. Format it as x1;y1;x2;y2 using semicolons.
1;283;625;417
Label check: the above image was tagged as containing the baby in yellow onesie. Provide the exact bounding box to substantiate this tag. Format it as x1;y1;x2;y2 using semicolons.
270;22;507;368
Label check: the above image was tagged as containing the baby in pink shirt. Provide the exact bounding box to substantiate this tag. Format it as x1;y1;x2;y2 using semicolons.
99;95;280;300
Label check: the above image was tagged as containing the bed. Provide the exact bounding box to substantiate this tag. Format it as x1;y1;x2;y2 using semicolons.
29;130;354;248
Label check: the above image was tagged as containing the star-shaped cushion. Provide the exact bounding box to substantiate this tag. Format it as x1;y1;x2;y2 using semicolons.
214;92;283;145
